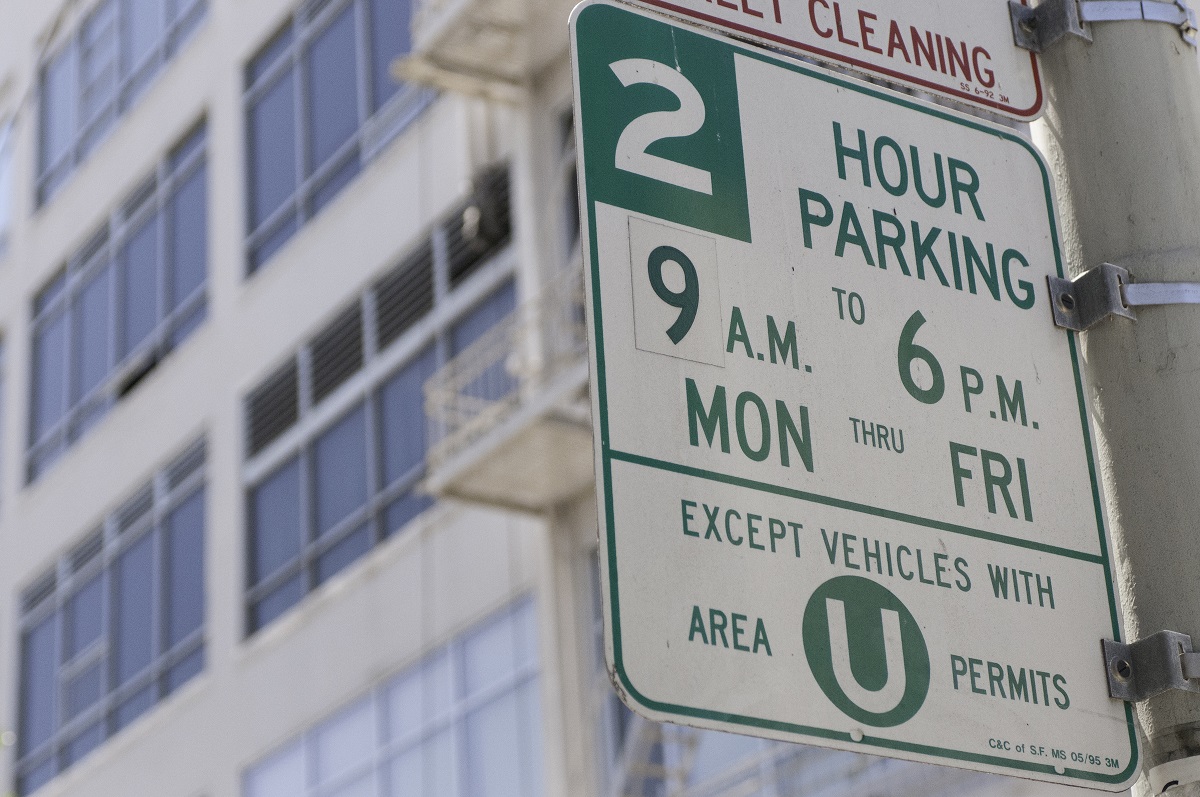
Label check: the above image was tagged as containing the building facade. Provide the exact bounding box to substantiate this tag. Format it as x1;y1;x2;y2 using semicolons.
0;0;1125;795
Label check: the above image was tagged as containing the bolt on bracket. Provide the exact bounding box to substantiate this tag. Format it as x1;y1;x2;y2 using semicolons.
1011;0;1197;52
1048;263;1135;331
1049;263;1200;331
1010;0;1091;52
1103;631;1200;702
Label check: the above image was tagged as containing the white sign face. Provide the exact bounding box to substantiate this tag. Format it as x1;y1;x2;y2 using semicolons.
617;0;1043;119
571;1;1136;789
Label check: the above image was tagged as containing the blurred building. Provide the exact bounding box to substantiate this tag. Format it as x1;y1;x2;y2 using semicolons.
0;1;1118;796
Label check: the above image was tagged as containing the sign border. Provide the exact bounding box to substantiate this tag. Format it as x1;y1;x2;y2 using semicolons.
618;0;1044;119
572;0;1137;787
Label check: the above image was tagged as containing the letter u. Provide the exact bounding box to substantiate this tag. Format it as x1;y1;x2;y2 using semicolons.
826;597;907;713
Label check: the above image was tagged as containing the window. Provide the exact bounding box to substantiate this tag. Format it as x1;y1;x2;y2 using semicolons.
0;118;14;255
243;0;432;273
28;122;208;482
36;0;207;205
14;440;206;795
243;598;542;797
244;169;513;634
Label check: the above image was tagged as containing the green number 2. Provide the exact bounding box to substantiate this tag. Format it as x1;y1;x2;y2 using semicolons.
609;58;712;195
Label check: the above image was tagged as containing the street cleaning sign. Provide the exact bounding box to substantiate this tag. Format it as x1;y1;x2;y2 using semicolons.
571;1;1137;788
616;0;1043;119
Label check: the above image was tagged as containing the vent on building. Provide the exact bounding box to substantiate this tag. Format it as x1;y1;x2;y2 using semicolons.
69;530;104;572
311;304;364;404
246;359;300;456
375;240;434;350
21;572;57;614
116;486;154;534
447;165;511;288
167;439;207;489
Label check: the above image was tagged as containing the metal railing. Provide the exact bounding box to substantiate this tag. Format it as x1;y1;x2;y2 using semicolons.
425;258;587;468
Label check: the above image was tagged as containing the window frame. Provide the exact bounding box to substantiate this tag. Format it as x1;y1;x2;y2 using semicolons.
242;240;517;634
26;120;209;483
35;0;208;206
13;439;207;795
242;0;433;274
242;597;542;797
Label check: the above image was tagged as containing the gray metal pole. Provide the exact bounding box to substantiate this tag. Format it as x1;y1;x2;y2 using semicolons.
1033;10;1200;794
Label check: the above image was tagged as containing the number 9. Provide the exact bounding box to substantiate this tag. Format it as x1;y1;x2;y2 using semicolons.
647;245;699;344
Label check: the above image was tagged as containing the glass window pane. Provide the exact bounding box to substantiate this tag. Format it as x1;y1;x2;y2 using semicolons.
383;491;433;538
80;1;117;123
384;669;421;744
19;760;57;795
250;573;304;631
114;683;154;730
64;661;104;719
451;281;515;356
66;575;104;657
314;697;374;786
166;647;204;692
19;613;58;754
114;533;155;683
249;215;299;272
370;0;411;111
36;274;67;314
75;265;113;400
426;727;457;797
40;47;76;173
314;404;368;535
0;120;14;246
312;154;360;214
250;457;302;584
315;524;371;585
514;601;538;670
387;747;422;796
425;649;452;722
248;70;297;230
306;7;359;173
63;721;104;765
465;693;523;797
245;740;305;797
32;314;68;440
517;680;544;797
462;612;515;697
169;164;206;308
247;26;294;86
122;0;164;74
121;213;159;356
451;283;516;403
330;773;375;797
166;488;205;646
688;731;761;786
379;347;436;485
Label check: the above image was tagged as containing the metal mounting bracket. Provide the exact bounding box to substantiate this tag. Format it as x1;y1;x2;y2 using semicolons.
1104;631;1200;702
1011;0;1197;52
1049;262;1200;331
1010;0;1091;52
1048;263;1135;331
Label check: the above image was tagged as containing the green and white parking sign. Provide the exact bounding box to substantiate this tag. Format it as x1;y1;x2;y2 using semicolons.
571;0;1138;788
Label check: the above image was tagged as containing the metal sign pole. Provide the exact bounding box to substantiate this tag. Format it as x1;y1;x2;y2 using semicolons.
1033;6;1200;792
